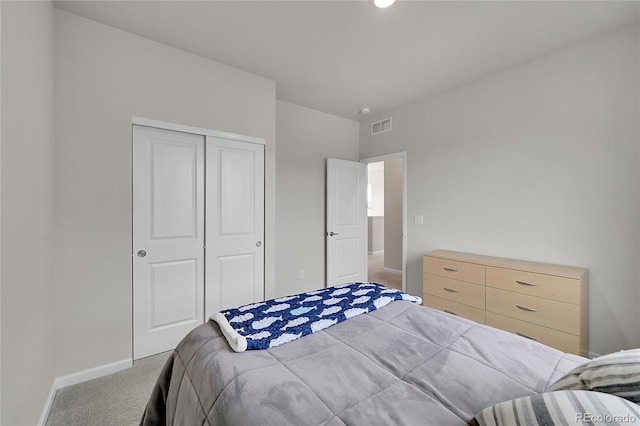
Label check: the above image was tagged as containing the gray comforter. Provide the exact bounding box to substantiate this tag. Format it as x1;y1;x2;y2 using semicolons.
141;301;585;425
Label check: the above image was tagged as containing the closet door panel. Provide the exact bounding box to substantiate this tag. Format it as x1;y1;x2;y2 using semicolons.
133;125;205;359
206;137;265;316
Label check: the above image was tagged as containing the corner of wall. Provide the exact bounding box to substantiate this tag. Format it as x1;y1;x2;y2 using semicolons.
637;17;640;348
1;1;57;424
0;1;3;422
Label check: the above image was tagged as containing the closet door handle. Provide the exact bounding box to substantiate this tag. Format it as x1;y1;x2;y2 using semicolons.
443;287;458;293
443;267;458;272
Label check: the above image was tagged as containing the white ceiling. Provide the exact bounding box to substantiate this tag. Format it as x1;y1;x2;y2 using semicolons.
53;1;639;121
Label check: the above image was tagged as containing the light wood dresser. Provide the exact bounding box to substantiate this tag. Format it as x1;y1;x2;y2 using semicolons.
423;250;588;356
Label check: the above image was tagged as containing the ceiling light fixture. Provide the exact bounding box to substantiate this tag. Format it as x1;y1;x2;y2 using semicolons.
373;0;396;8
359;107;371;115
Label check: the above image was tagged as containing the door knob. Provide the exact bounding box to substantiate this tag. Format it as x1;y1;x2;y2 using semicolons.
256;241;262;247
329;232;339;236
137;250;146;258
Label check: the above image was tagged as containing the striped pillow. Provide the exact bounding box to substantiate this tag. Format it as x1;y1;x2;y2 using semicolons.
548;348;640;403
474;391;640;426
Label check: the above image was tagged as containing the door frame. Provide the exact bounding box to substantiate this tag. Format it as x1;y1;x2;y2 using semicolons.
131;116;265;360
360;151;407;293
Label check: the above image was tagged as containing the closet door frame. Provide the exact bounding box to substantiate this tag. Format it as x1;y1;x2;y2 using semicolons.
131;116;265;359
132;117;266;146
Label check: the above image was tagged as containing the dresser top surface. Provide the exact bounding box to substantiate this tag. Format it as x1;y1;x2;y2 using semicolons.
424;250;587;279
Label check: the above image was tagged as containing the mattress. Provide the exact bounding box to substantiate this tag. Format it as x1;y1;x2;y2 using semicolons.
140;299;585;425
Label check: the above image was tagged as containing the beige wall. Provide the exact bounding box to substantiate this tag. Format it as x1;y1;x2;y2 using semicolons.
275;101;359;296
368;217;384;253
383;158;403;272
1;2;56;424
53;10;276;377
360;25;640;356
1;3;3;422
367;162;384;216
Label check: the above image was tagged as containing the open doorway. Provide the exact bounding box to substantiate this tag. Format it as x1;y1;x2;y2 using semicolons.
363;153;406;291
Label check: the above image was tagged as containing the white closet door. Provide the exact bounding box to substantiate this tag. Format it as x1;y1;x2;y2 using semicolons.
133;125;205;359
206;137;265;317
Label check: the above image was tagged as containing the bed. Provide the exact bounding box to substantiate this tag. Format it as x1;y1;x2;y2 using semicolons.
139;282;601;426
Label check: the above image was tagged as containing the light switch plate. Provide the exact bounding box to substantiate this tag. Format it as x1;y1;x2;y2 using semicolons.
414;215;424;225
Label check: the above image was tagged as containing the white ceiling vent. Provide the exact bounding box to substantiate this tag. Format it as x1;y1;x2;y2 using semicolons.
371;117;392;135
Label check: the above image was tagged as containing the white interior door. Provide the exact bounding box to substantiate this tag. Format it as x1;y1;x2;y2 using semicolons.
206;137;265;317
326;158;367;286
133;125;205;359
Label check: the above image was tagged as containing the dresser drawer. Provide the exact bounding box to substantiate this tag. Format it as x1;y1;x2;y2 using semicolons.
486;287;579;334
423;256;485;285
486;266;580;304
424;295;485;324
423;273;485;309
486;312;580;354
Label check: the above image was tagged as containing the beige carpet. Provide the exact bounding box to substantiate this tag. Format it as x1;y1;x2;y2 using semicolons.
368;251;402;290
45;351;171;426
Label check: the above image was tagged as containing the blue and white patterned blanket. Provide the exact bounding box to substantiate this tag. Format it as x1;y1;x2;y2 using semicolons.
210;282;422;352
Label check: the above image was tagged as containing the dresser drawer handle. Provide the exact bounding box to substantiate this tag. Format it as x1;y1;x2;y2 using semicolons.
516;280;538;287
444;309;458;316
443;287;458;293
516;331;539;341
443;267;458;272
516;304;538;313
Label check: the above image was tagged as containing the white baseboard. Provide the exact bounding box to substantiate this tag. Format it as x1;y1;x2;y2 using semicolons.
37;380;58;426
38;358;132;425
55;358;132;390
368;250;384;255
383;267;402;275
